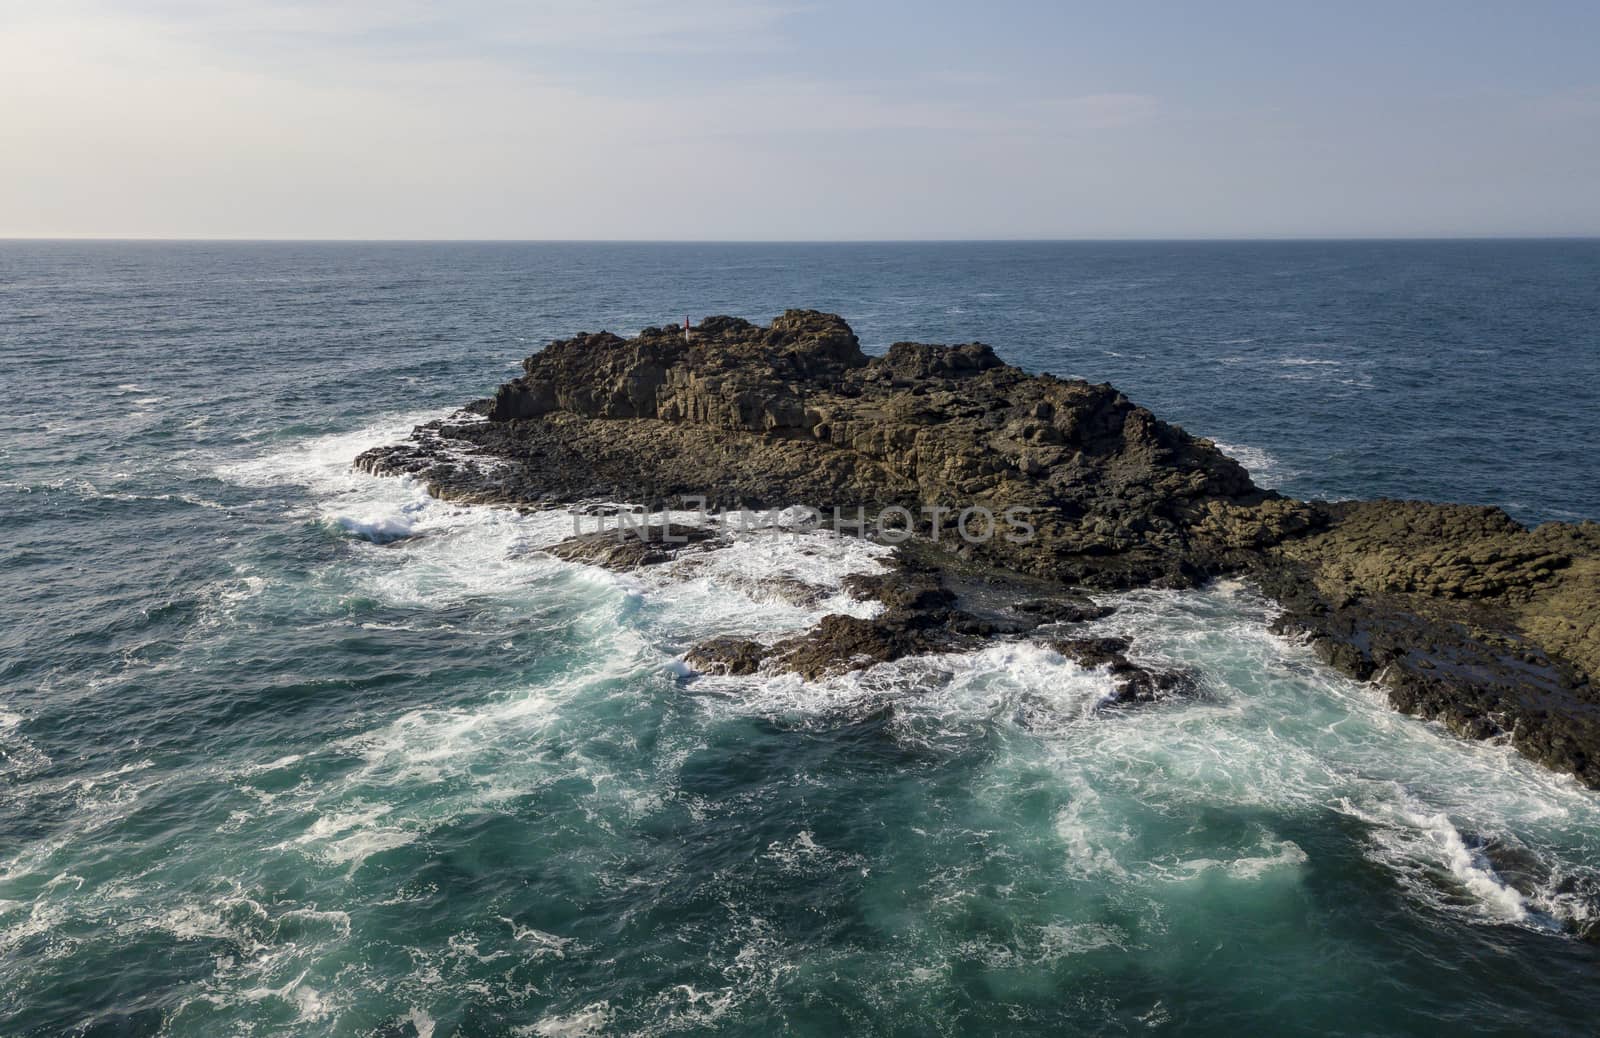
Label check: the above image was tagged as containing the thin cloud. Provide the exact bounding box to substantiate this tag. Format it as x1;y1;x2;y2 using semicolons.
1041;93;1160;130
26;0;804;58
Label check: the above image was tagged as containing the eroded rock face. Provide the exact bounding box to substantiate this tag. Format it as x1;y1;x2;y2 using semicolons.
358;311;1600;787
489;312;867;430
362;309;1303;589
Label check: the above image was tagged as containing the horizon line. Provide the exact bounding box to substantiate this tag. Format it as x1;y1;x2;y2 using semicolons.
3;234;1599;245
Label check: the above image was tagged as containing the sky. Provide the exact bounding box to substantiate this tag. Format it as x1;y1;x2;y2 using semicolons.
1;0;1597;240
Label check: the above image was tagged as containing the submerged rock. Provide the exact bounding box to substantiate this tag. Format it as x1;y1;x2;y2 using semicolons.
685;635;769;677
1045;635;1199;705
544;522;722;569
359;311;1600;787
1013;598;1117;624
685;551;979;679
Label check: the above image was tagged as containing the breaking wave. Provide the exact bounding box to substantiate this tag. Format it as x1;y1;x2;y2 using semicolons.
6;411;1599;1035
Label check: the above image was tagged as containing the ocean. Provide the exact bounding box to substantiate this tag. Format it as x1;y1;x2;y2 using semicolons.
3;239;1599;1036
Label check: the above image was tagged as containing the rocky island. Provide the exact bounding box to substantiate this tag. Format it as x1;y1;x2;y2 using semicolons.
359;311;1600;787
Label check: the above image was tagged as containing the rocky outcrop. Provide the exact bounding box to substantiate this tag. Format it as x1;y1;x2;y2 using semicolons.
1265;501;1600;676
544;522;722;569
358;311;1600;787
687;555;972;680
1255;501;1600;785
361;310;1307;588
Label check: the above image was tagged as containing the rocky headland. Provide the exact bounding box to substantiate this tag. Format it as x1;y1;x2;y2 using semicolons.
358;311;1600;788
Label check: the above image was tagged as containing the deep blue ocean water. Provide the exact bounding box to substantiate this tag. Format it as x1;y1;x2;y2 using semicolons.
2;240;1599;1036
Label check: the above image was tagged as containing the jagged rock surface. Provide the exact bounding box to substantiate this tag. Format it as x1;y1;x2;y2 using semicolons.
1256;501;1600;785
361;310;1311;589
359;311;1600;786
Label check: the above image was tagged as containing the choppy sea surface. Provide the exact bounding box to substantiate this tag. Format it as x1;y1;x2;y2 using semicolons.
3;240;1599;1036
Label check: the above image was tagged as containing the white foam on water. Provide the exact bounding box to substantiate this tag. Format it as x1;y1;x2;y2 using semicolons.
185;412;906;910
216;408;523;558
1343;793;1533;924
229;625;680;883
334;497;428;543
407;1009;438;1038
229;968;338;1025
683;577;1600;931
0;710;49;783
216;410;453;495
239;753;304;777
692;639;1114;737
1045;582;1600;927
1054;774;1133;881
215;413;891;639
633;941;775;1033
1213;440;1295;488
521;1001;612;1037
2;864;364;1033
641;527;889;641
502;918;580;960
0;759;167;893
1164;830;1310;882
13;408;1586;1034
282;804;418;868
0;894;72;961
761;829;870;880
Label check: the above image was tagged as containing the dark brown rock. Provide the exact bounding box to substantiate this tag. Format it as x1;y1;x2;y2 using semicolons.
359;310;1294;589
544;523;721;569
1046;635;1199;705
685;636;768;676
1014;598;1117;624
684;543;983;679
358;310;1600;786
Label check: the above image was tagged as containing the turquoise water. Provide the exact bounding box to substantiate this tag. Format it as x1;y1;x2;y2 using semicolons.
3;241;1600;1035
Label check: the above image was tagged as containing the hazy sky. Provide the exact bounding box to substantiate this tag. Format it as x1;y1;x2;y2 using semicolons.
3;1;1598;239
